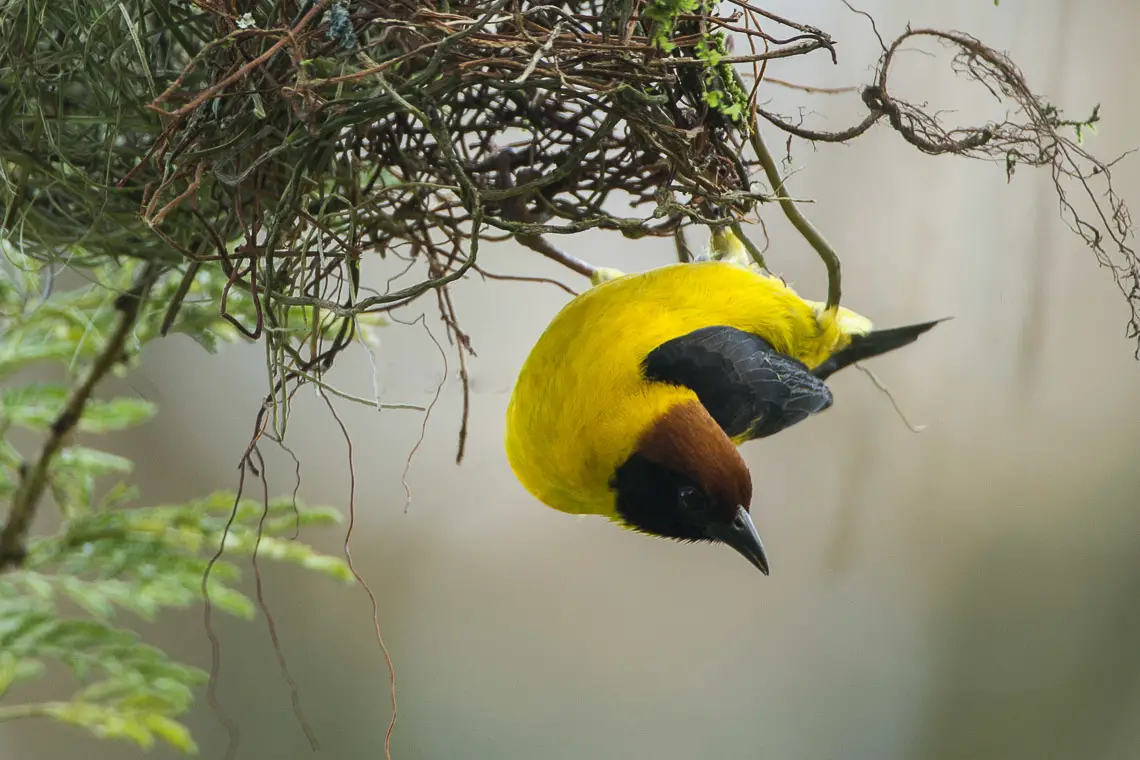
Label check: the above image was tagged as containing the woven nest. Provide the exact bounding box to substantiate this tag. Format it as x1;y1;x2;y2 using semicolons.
3;0;1139;395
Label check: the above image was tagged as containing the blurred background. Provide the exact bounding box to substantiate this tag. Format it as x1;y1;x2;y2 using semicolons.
5;0;1140;757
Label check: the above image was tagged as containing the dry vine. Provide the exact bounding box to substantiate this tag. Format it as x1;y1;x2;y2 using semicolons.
759;26;1138;343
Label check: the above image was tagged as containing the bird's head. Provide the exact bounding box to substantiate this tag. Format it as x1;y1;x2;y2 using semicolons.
611;400;769;575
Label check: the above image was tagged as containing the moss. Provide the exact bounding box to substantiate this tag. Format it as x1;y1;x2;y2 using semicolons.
697;29;750;123
645;1;749;123
643;0;703;51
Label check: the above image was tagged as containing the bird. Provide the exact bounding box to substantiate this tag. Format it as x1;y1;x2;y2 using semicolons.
504;255;946;576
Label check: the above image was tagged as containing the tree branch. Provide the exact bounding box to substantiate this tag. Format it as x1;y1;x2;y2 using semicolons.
0;263;162;572
748;121;843;309
516;233;598;279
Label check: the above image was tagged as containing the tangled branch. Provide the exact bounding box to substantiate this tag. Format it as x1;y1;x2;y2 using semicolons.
5;1;1135;388
759;25;1138;350
58;0;839;410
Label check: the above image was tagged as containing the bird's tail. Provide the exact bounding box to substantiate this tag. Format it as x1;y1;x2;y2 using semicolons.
813;318;950;380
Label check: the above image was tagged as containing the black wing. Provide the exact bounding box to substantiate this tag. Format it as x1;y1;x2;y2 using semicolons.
643;325;833;441
812;318;948;380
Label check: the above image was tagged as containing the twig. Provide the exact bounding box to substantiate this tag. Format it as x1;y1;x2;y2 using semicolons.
315;389;398;760
473;265;579;295
674;226;693;262
0;262;162;571
149;0;334;118
513;20;567;83
841;0;887;52
730;221;768;269
291;368;425;410
428;262;474;465
397;314;447;514
732;1;833;41
160;260;201;336
757;108;882;143
659;39;828;65
449;317;471;465
746;103;843;310
855;363;928;433
516;233;598;279
760;77;858;94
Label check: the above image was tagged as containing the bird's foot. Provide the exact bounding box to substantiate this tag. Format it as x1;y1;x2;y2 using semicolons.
590;267;626;286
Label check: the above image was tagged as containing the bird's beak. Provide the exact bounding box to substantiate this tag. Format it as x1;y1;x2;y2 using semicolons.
706;506;769;575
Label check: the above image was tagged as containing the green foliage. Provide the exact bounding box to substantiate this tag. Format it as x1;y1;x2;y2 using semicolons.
695;28;748;123
0;492;351;754
644;0;748;122
644;0;704;51
1004;104;1100;180
0;250;355;754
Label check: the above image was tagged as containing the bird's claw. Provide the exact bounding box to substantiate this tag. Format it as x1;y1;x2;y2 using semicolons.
590;267;626;286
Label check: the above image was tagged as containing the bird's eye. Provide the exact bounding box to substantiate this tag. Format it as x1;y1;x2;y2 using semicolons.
677;486;706;515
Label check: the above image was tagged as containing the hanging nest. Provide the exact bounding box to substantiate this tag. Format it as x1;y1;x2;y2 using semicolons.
2;0;1139;409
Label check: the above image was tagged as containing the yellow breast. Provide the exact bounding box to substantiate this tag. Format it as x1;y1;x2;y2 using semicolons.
504;261;845;518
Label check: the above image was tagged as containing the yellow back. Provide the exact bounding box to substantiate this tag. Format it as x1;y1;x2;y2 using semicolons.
504;261;848;518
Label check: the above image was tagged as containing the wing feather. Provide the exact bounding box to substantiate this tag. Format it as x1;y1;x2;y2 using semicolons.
642;325;833;441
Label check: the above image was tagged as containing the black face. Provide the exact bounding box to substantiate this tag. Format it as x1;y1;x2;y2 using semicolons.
611;452;771;574
611;453;723;542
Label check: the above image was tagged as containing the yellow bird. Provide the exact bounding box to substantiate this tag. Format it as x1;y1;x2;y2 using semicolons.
504;259;945;574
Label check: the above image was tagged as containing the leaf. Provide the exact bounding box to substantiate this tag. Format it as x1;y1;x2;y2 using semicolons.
0;385;156;432
19;573;56;602
146;714;198;753
355;312;388;329
56;446;134;478
0;384;70;429
0;341;81;380
41;702;199;753
183;327;219;354
58;576;116;619
300;553;354;582
77;397;157;432
202;584;255;619
96;481;139;510
74;677;143;704
0;653;45;695
0;610;59;650
37;618;138;652
0;438;21;468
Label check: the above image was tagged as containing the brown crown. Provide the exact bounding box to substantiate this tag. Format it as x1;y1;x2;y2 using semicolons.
637;400;753;516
